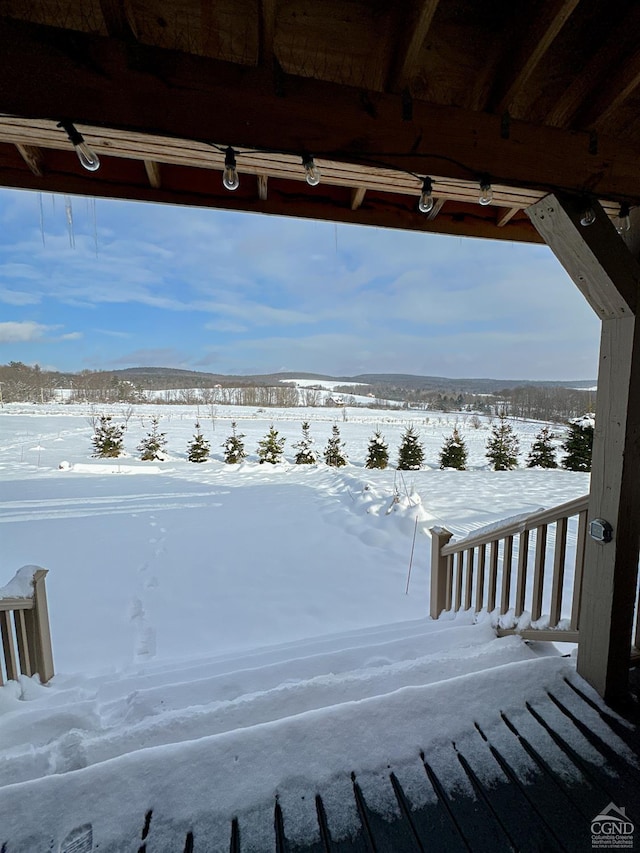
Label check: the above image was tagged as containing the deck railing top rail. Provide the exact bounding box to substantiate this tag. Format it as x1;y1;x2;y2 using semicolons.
440;494;590;556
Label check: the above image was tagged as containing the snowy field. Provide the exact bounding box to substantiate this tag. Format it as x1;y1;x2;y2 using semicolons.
0;403;594;850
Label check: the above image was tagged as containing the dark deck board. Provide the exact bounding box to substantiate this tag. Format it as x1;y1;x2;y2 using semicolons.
4;677;640;852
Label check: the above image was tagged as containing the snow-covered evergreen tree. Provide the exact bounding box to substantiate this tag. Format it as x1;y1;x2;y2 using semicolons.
562;414;594;471
257;425;286;464
397;425;424;470
137;416;168;461
439;427;468;470
222;421;247;464
527;426;557;469
293;421;317;464
365;429;389;469
324;425;347;467
91;414;125;458
485;412;519;470
187;421;210;463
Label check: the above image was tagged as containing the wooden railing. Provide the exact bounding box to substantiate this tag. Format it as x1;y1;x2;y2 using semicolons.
0;566;54;684
430;495;589;642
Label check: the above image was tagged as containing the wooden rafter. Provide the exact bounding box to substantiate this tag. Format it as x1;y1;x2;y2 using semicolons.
98;0;138;40
496;207;519;228
15;143;44;177
387;0;440;91
258;0;276;65
0;20;637;205
544;7;640;129
257;174;268;200
350;187;366;210
573;45;640;131
143;159;161;188
485;0;580;113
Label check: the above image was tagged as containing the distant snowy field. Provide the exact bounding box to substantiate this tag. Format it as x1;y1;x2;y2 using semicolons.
0;403;588;674
0;403;595;851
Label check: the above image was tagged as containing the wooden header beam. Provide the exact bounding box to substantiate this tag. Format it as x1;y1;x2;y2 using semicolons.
0;18;638;203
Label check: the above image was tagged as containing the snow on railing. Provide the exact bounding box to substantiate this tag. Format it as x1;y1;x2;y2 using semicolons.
0;566;54;684
430;495;589;642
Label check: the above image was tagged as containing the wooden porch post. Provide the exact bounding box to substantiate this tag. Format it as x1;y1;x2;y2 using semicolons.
528;194;640;701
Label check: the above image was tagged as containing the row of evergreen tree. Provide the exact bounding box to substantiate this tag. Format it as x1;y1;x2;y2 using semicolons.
91;413;594;471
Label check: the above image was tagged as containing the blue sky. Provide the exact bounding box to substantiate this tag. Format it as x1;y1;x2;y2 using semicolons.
0;187;600;379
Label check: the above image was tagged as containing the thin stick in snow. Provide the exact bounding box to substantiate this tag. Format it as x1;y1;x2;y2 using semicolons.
405;515;419;594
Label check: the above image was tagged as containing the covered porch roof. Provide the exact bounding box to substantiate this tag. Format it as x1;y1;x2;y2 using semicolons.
0;0;639;243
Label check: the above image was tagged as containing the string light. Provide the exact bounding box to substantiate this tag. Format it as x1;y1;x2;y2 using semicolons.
616;202;631;233
302;155;321;186
478;176;493;206
222;147;240;190
57;121;100;171
418;177;434;214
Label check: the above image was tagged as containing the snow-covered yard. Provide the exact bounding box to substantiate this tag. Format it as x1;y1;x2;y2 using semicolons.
0;404;597;850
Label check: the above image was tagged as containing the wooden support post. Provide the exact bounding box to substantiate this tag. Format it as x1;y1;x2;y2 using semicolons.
528;193;640;700
430;527;452;619
27;569;54;683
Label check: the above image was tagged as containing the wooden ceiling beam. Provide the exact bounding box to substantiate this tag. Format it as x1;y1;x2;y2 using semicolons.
258;0;276;66
257;174;268;200
387;0;440;92
98;0;138;41
15;143;44;177
0;18;638;202
486;0;581;114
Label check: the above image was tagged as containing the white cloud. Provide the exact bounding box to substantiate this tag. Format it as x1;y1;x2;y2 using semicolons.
0;321;52;343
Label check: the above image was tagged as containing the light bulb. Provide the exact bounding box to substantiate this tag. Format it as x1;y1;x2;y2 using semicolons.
223;147;239;191
616;203;631;233
418;177;434;214
75;141;100;171
57;120;101;172
479;180;493;206
580;206;596;227
303;156;321;186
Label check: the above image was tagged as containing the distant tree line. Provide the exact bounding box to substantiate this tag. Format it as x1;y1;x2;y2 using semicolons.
0;362;594;421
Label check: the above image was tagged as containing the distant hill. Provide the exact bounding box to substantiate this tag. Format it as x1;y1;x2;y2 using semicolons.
110;368;596;394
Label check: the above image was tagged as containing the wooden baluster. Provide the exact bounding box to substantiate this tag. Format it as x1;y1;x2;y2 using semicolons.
515;529;530;618
475;544;487;613
445;554;453;611
571;511;588;632
531;524;547;622
0;610;19;682
455;552;464;611
550;516;568;627
488;540;499;611
500;535;514;615
464;548;474;610
14;609;32;676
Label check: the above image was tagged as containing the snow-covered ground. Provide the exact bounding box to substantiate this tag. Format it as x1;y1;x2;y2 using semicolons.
0;404;593;850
